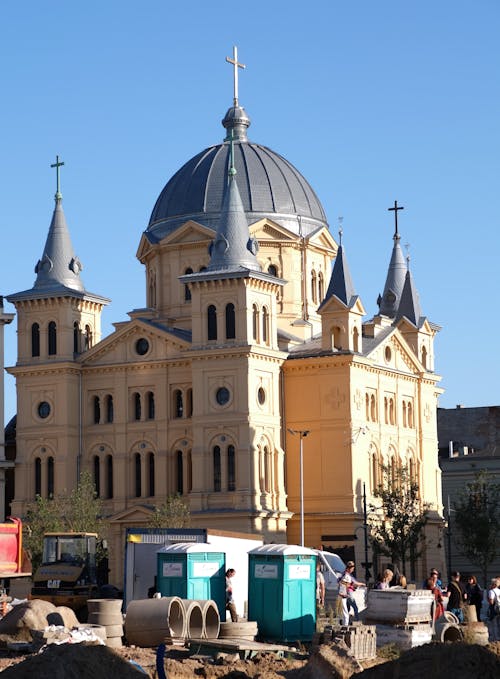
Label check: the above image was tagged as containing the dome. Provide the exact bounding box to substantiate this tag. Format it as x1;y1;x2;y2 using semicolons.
147;105;329;241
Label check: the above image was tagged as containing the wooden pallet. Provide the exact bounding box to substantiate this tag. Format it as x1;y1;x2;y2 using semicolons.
188;637;300;659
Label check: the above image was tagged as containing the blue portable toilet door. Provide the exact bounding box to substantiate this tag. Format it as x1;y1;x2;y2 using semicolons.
187;552;225;611
283;557;316;640
158;554;187;599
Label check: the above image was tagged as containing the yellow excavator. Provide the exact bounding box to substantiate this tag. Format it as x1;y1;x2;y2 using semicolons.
31;532;99;615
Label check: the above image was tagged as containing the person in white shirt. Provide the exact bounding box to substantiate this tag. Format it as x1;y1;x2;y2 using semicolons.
338;561;365;626
487;577;500;639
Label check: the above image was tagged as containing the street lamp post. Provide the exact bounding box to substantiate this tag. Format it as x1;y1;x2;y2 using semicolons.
288;429;310;547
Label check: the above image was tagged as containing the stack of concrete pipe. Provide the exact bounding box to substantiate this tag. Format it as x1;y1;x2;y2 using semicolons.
87;599;124;648
125;597;220;647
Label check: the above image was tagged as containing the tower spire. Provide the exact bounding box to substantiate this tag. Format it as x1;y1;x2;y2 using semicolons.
321;223;356;307
377;201;407;318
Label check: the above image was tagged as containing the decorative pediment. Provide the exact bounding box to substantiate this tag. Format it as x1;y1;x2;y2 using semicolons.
320;294;366;316
107;505;154;524
160;220;215;246
250;218;297;242
364;328;423;374
306;226;338;253
79;318;190;367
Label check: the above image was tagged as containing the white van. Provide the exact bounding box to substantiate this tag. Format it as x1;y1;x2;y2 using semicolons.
315;550;367;614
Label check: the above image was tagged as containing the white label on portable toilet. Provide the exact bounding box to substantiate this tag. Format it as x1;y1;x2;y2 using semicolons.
163;562;183;577
192;562;220;577
288;564;311;579
255;564;278;579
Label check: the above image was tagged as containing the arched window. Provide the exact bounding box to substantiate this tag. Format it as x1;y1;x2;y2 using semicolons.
106;455;113;499
106;395;113;423
184;268;193;301
384;397;389;424
213;446;221;492
148;453;155;497
93;396;101;425
73;322;80;354
318;271;324;302
187;451;192;493
186;389;193;418
207;305;217;340
268;264;278;277
252;304;259;342
85;324;92;350
228;445;236;491
147;392;155;420
365;394;370;420
174;390;183;418
47;456;54;497
370;395;377;422
262;307;269;345
134;392;141;421
31;323;40;357
225;303;236;339
402;401;407;427
408;402;413;428
389;398;395;425
371;453;378;490
134;453;141;497
176;450;183;495
353;327;359;352
93;455;100;497
48;321;57;356
263;446;270;492
311;270;317;304
35;457;42;496
332;326;341;350
421;346;427;369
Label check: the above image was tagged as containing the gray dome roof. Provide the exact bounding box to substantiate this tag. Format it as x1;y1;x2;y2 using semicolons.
147;105;329;241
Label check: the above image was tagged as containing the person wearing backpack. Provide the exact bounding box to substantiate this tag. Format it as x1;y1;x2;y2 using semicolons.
487;577;500;638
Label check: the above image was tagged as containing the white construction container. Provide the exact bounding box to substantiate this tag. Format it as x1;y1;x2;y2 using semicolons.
366;588;433;624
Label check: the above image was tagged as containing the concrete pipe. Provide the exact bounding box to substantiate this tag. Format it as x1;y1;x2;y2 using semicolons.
192;600;220;639
180;599;204;639
435;615;463;643
87;599;123;616
219;621;258;640
125;597;185;647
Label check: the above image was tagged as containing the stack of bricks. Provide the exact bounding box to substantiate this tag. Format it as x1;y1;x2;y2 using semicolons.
328;622;377;661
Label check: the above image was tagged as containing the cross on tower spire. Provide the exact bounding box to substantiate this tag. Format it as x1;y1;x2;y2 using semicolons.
226;46;246;107
388;200;404;240
50;155;65;202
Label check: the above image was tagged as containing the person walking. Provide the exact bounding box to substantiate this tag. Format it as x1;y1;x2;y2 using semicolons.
316;562;326;613
426;576;445;620
466;575;483;621
487;577;500;640
338;561;365;626
447;571;467;623
225;568;238;622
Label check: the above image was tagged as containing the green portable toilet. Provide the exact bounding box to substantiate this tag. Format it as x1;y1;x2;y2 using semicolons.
248;544;317;641
157;543;226;616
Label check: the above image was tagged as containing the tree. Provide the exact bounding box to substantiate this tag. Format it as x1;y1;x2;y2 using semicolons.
452;471;500;587
23;470;107;572
147;495;191;528
369;463;429;580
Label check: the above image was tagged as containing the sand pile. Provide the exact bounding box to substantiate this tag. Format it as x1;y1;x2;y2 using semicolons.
0;644;147;678
361;641;500;679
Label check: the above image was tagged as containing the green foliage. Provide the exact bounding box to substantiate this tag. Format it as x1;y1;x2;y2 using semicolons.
369;463;429;577
147;495;191;528
23;470;107;573
452;472;500;586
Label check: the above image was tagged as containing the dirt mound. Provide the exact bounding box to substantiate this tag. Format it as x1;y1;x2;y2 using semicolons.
361;641;500;679
0;644;148;678
303;643;362;678
0;600;57;642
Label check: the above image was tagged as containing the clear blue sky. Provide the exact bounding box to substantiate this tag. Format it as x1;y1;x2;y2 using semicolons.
1;1;499;420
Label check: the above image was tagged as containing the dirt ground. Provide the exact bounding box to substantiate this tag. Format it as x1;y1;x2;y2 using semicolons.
0;601;499;677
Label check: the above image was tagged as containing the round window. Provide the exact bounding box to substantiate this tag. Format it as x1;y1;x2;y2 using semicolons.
38;401;51;419
135;338;150;355
257;387;266;405
216;387;230;406
385;346;392;362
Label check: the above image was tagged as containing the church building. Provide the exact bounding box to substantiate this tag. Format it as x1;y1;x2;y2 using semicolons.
5;51;444;587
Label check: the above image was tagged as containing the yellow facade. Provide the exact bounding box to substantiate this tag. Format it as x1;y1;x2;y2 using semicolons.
6;101;445;588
